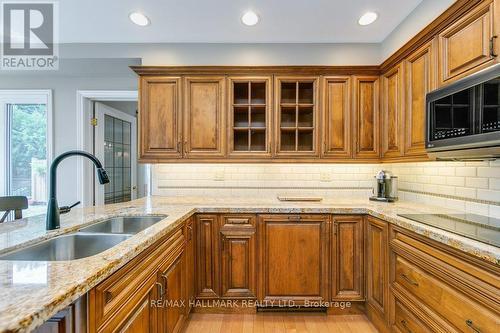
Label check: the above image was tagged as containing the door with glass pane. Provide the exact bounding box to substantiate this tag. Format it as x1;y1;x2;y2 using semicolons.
0;92;51;219
94;102;137;205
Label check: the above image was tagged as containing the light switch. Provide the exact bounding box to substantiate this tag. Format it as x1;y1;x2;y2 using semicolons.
214;171;225;181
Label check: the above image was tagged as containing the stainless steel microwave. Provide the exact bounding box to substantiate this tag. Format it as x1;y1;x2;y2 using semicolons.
426;64;500;160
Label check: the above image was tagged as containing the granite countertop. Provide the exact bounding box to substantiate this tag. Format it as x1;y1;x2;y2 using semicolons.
0;195;498;333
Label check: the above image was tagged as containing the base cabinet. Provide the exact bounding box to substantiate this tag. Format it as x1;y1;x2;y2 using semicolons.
366;217;390;328
195;215;220;298
257;214;329;304
220;215;257;299
331;215;364;301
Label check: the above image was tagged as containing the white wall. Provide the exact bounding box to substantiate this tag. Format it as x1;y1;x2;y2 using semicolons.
0;59;139;206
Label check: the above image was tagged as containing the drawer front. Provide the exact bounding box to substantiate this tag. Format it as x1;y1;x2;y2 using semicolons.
91;227;184;330
220;214;256;227
394;297;434;333
394;254;500;333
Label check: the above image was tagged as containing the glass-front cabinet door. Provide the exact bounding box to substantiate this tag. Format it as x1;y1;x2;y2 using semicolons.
275;77;319;157
228;77;272;157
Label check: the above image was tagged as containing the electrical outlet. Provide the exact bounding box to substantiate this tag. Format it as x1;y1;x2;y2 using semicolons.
320;172;332;182
214;171;225;181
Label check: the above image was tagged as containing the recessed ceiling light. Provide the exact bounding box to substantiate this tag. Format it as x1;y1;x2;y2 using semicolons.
129;12;150;26
241;11;259;26
358;12;378;26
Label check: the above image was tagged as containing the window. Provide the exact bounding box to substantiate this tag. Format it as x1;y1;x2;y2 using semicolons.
0;91;52;219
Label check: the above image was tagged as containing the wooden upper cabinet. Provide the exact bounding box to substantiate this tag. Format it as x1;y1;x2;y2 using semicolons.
404;41;435;157
274;76;320;157
228;77;272;157
438;0;498;86
257;214;329;304
353;76;380;159
381;64;404;159
331;216;364;301
139;76;182;161
184;76;226;158
321;76;352;158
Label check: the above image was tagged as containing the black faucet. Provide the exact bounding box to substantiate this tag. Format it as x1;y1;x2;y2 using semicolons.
46;150;109;230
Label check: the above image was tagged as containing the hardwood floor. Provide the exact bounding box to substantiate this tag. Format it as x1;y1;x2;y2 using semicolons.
183;313;379;333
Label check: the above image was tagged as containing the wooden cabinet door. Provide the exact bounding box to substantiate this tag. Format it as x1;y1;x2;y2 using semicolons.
220;215;257;298
185;218;195;314
139;76;182;161
331;216;364;301
438;0;498;86
352;76;380;159
274;76;320;157
227;76;272;158
381;64;404;159
158;251;186;333
366;216;389;323
404;41;435;157
195;214;220;298
120;283;158;333
257;214;329;304
321;76;352;158
184;76;226;158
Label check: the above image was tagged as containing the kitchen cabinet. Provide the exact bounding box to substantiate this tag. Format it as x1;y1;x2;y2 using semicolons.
88;226;185;333
352;76;380;159
438;0;498;86
381;64;404;159
185;218;195;314
321;76;352;158
220;215;257;298
158;248;186;333
183;77;226;158
257;214;329;304
366;216;390;328
34;299;86;333
138;76;182;161
274;77;320;157
331;216;364;301
228;77;272;157
195;214;220;298
404;41;435;157
390;225;500;333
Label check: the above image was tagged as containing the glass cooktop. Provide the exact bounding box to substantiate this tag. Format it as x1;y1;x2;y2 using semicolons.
397;213;500;247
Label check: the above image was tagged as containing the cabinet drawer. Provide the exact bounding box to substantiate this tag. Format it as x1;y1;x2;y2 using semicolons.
220;214;256;227
393;297;434;333
394;254;499;333
90;227;184;330
391;228;500;309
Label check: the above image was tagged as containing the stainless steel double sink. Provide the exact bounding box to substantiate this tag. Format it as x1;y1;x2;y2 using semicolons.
0;216;166;261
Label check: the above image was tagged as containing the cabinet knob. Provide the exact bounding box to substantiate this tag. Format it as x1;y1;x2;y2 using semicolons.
465;319;482;333
400;319;414;333
400;273;419;286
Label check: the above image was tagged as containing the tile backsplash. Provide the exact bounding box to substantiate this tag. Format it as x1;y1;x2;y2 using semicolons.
152;160;500;218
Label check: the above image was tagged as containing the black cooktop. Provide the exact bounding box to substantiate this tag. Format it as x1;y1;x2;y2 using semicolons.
397;213;500;247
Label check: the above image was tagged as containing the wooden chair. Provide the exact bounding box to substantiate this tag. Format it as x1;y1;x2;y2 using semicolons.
0;196;28;223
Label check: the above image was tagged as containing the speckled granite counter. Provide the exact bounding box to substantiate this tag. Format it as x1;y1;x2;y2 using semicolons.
0;196;498;333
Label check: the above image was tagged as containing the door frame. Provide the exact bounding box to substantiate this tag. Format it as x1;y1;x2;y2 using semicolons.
76;90;138;206
0;89;53;198
94;102;138;205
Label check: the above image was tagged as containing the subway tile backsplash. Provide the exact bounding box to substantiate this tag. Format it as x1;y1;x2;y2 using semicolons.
152;161;500;218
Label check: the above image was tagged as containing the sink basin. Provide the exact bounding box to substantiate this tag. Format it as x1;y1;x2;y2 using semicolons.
0;233;131;261
79;216;166;235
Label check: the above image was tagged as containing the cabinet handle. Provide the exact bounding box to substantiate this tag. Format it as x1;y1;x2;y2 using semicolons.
465;319;482;333
221;236;225;251
400;273;419;286
184;141;188;154
333;223;338;235
400;320;414;333
288;215;301;221
187;225;193;241
104;291;113;304
177;142;181;153
490;36;498;57
155;282;164;298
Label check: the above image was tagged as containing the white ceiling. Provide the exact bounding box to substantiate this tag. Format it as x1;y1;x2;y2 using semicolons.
59;0;426;43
